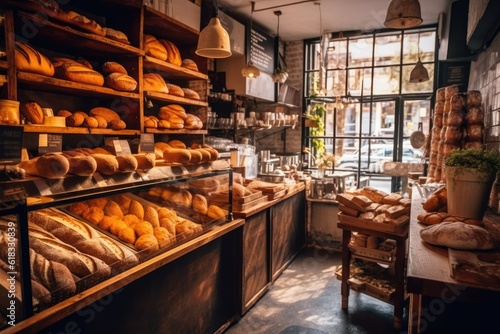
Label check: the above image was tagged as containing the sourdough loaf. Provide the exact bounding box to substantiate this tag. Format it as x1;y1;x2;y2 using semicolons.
158;39;182;66
20;101;44;124
143;34;167;60
15;42;55;77
143;73;169;93
420;221;495;250
105;73;137;91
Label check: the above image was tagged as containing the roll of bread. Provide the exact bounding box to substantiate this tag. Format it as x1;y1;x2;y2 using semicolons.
144;206;160;228
92;153;119;175
23;153;69;179
144;116;158;128
102;61;128;75
181;59;198;71
467;90;482;107
82;116;99;128
116;154;138;172
447;110;464;127
143;34;167;61
417;212;450;225
192;194;208;215
66;155;97;176
20;101;44;124
450;93;466;112
143;73;169;93
135;233;159;251
444;84;460;100
187;149;203;164
89;107;120;123
158;39;182;66
466;106;484;125
157;120;171;128
182;88;201;100
65;111;87;127
166;83;184;97
434;101;444;114
105;73;138;91
55;10;106;36
168;139;186;149
163;147;191;164
436;87;446;102
93;115;107;128
109;119;126;130
134;153;156;170
129;200;145;219
420;221;495;250
196;148;211;163
207;205;226;220
422;187;447;212
15;42;55;77
466;124;484;142
55;62;104;86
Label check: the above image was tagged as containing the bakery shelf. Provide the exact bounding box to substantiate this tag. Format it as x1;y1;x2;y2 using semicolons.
144;56;208;81
338;212;408;234
16;11;143;57
145;91;208;107
0;60;7;70
17;72;141;99
143;6;199;46
23;125;90;134
348;244;395;264
145;128;208;135
88;128;140;135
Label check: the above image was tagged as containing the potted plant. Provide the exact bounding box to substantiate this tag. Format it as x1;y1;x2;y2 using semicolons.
272;67;289;84
444;148;500;219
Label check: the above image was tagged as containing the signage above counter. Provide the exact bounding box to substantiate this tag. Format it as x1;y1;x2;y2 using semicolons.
248;24;275;74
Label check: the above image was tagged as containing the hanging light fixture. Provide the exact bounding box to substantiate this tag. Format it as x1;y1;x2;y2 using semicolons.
384;0;423;29
195;0;232;59
272;10;289;84
409;31;429;83
242;1;260;78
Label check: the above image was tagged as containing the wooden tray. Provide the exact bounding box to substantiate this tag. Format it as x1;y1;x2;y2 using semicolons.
334;267;395;303
337;213;408;234
449;249;500;291
209;194;268;212
267;188;287;200
208;190;263;204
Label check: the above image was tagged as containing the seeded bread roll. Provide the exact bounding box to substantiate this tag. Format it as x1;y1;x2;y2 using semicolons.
14;42;55;77
143;34;167;61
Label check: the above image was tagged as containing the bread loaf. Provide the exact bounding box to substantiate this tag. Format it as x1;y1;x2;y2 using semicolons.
104;28;129;44
30;153;70;179
102;61;128;75
192;194;208;215
109;119;127;130
66;155;97;176
55;10;106;36
358;187;388;203
335;194;367;212
159;104;187;120
143;73;169;93
92;153;119;175
55;62;104;86
89;107;120;123
134;153;156;170
15;42;55;77
166;83;184;97
116;154;138;172
422;187;447;212
182;88;201;100
207;205;226;220
28;248;77;295
20;101;44;124
158;39;182;66
82;116;99;128
420;221;495;250
339;203;359;217
135;234;159;251
163;147;192;164
181;59;198;71
143;34;167;60
184;114;203;130
65;111;87;127
105;73;138;91
170;189;193;208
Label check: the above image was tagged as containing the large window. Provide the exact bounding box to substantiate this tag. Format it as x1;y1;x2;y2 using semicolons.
303;28;436;192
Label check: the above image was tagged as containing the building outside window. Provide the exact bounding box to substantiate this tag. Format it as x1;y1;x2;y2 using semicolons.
303;28;436;193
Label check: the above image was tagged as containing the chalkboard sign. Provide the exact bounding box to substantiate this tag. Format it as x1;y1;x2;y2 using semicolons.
0;125;23;164
247;24;275;74
438;61;470;93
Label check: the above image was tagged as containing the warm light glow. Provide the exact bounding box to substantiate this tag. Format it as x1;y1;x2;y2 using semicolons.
384;0;423;29
241;62;260;78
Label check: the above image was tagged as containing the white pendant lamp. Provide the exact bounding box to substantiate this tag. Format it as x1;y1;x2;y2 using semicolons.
384;0;423;29
196;0;232;59
409;32;429;83
242;1;260;78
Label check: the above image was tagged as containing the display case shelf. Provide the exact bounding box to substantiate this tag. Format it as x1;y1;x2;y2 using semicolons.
145;91;208;107
143;56;207;81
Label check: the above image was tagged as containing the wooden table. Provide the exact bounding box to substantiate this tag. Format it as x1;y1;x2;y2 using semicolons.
406;191;500;333
338;220;408;329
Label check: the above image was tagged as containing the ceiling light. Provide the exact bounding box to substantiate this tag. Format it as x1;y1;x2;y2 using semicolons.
242;1;260;78
195;0;232;58
409;31;429;83
384;0;423;29
241;61;260;78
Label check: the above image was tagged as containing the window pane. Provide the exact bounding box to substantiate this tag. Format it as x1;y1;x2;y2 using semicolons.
374;34;401;66
325;39;347;70
403;31;436;64
401;64;434;93
349;37;373;67
326;69;347;96
403;100;432;139
348;68;372;96
373;66;400;95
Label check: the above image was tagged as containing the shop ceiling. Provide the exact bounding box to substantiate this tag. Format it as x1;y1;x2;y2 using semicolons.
217;0;451;41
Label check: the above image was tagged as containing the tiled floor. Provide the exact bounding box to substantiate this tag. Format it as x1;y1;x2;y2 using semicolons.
225;247;405;334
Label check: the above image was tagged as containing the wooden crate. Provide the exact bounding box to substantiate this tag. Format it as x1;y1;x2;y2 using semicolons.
337;213;408;234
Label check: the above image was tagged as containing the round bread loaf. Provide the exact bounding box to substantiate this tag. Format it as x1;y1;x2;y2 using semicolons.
143;73;169;93
450;93;466;112
166;83;184;97
102;62;128;75
467;90;482;107
143;34;167;61
20;101;44;124
105;73;137;91
158;39;182;66
181;59;198;71
466;124;483;141
433;114;443;128
89;107;120;122
15;42;55;77
420;221;495;250
434;101;444;115
36;153;70;179
182;88;201;100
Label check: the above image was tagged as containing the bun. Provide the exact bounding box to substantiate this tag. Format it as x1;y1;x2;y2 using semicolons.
420;221;495;250
15;42;55;77
158;39;182;66
143;34;167;61
143;73;169;93
135;234;158;251
144;206;160;228
20;101;44;124
105;73;138;91
102;61;128;75
181;59;198;71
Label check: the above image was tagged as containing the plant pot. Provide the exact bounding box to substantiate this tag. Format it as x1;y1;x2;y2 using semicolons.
445;166;496;219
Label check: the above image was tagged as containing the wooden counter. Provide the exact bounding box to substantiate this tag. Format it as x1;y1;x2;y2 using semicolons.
407;190;500;333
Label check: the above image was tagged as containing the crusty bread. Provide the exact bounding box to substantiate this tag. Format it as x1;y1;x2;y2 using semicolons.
102;61;127;75
15;42;55;77
420;221;495;250
33;153;70;179
104;27;129;44
55;10;106;36
181;59;198;71
116;154;138;172
92;153;119;175
143;34;167;61
20;101;44;124
134;153;156;170
158;39;182;66
163;147;191;164
158;104;187;120
184;114;203;130
182;88;201;100
105;73;137;91
358;187;388;203
66;155;97;176
55;62;104;86
143;72;169;93
166;83;184;97
89;107;120;123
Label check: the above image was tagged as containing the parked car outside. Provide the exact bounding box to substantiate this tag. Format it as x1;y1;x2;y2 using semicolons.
337;143;423;169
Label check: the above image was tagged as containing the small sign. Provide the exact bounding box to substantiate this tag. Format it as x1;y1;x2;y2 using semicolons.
139;133;155;153
0;125;23;164
38;133;62;155
113;139;132;156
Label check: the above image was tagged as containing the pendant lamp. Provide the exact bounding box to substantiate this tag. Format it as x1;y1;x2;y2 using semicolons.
409;32;429;83
242;1;260;78
196;0;232;58
384;0;423;29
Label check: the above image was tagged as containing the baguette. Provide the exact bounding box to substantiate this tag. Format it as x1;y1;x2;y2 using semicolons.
55;10;106;36
29;249;77;295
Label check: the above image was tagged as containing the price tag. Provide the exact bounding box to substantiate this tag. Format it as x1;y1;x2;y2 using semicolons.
33;179;53;196
139;133;155;153
113;139;132;156
92;173;107;187
0;125;23;164
38;134;62;155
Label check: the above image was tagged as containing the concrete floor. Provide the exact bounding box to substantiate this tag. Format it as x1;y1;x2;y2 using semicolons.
225;247;406;334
